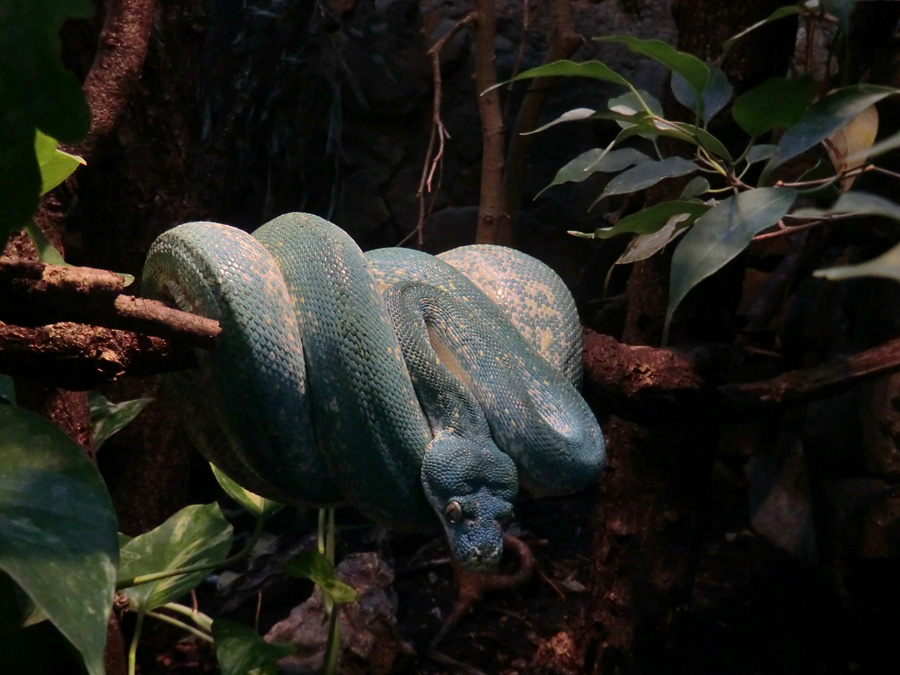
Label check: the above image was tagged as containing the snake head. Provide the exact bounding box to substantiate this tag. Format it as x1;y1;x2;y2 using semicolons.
421;433;518;571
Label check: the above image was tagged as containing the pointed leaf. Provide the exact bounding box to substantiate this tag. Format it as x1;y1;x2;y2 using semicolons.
87;391;152;451
597;36;710;95
732;77;817;138
525;108;596;135
0;406;118;675
667;187;797;331
745;144;777;165
488;59;632;92
589;201;710;239
720;6;802;62
814;242;900;282
671;64;733;123
761;85;899;182
34;130;85;195
542;147;651;194
213;618;294;675
680;176;710;199
119;503;233;611
0;0;93;242
615;216;693;265
284;551;358;604
609;89;664;118
848;127;900;164
792;192;900;222
597;157;699;202
210;464;284;520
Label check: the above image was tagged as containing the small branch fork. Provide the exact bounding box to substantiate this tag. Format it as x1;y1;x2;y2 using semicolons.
406;12;479;248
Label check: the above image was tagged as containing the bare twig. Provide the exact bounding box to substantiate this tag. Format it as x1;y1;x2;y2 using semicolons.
409;13;479;248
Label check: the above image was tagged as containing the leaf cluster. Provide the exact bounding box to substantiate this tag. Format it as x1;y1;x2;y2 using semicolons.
509;3;900;343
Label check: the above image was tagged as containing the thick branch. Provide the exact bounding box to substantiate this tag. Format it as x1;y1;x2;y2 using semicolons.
0;321;196;390
472;0;511;246
76;0;158;156
0;259;220;349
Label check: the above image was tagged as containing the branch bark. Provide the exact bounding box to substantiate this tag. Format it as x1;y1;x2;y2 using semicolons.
472;0;511;246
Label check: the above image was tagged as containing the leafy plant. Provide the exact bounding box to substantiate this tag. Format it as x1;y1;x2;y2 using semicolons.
503;1;900;343
1;0;91;253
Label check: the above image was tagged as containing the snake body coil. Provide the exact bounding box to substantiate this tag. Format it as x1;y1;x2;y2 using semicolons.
143;212;604;569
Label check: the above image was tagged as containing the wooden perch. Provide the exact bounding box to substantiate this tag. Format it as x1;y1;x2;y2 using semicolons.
5;260;900;414
0;259;218;389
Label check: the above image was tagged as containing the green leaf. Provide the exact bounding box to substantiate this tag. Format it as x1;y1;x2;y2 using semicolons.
0;375;15;404
680;176;710;199
720;5;803;62
118;503;233;611
596;36;710;95
525;108;596;135
745;144;777;165
0;0;93;243
792;192;900;222
22;222;67;265
846;127;900;165
610;117;733;160
609;89;664;119
615;216;692;265
0;406;118;675
87;391;152;451
34;130;85;195
732;77;818;138
667;187;797;335
210;463;284;520
596;156;699;203
542;147;650;194
586;201;710;239
284;551;358;604
761;85;899;182
671;64;733;123
490;59;632;92
213;618;294;675
814;242;900;283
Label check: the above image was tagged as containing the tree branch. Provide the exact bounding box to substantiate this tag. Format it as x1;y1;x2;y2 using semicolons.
0;259;220;348
472;0;511;246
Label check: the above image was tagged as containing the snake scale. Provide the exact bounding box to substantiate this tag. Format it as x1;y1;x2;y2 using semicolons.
143;212;605;570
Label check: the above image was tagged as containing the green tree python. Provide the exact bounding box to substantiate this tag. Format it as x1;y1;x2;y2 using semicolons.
143;212;605;570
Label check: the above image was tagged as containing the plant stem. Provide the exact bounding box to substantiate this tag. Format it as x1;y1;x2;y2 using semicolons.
117;515;266;590
323;604;341;675
128;610;145;675
161;602;214;632
146;610;214;643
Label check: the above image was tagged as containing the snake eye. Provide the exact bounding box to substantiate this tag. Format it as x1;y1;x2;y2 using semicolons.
445;501;462;524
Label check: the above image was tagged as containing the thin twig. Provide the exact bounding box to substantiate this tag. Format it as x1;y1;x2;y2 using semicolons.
408;12;479;248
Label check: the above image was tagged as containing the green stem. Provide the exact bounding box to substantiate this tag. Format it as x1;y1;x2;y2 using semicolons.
317;509;326;556
128;610;145;675
322;603;341;675
146;610;214;643
161;602;214;632
117;516;266;591
326;508;336;566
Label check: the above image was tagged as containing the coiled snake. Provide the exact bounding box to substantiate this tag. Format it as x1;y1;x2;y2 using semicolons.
143;213;605;570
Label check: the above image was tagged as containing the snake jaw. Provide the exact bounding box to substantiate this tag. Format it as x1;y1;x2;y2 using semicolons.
420;433;518;571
